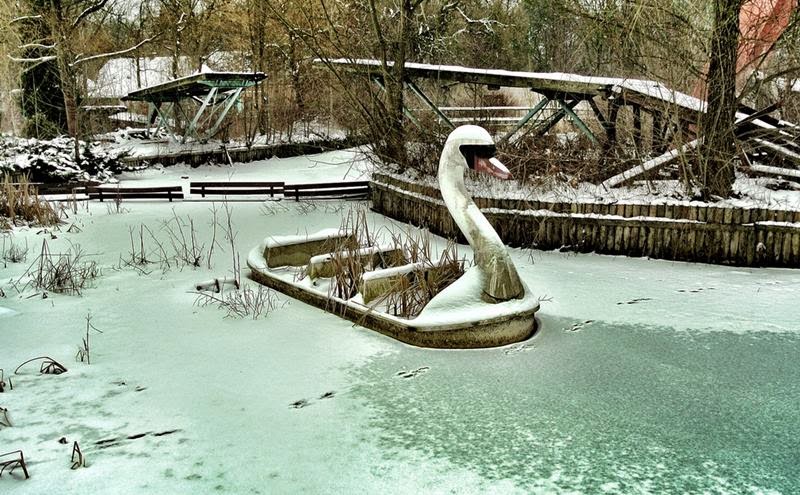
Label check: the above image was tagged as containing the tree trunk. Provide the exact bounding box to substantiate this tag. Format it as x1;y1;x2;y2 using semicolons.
698;0;742;200
57;47;81;167
383;0;415;167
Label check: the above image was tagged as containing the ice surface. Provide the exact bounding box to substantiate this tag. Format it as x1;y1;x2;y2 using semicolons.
1;150;799;494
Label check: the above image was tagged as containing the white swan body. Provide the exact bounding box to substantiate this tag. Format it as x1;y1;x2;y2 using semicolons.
437;125;524;302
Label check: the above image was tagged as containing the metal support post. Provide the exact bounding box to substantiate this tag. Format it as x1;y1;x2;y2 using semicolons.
206;88;244;140
186;87;218;141
497;97;550;144
405;80;455;129
556;98;599;145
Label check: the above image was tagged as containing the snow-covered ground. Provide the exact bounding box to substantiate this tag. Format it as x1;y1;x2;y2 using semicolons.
115;147;371;188
2;151;799;494
104;122;348;160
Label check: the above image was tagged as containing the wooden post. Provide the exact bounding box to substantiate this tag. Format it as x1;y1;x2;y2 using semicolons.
603;97;620;156
632;104;643;153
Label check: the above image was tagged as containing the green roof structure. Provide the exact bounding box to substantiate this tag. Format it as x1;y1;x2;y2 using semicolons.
123;71;266;142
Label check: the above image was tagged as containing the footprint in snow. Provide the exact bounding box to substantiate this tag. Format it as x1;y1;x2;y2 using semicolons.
504;343;535;355
289;399;309;409
290;391;336;409
396;367;430;379
565;320;594;332
616;298;653;305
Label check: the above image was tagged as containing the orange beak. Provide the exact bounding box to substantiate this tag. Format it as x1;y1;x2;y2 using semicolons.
475;157;512;180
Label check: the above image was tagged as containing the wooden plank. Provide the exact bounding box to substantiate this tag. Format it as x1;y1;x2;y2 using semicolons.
190;181;284;187
285;181;372;190
602;139;701;189
327;58;611;96
792;231;800;266
87;186;181;193
286;189;369;198
189;188;284;196
88;192;184;202
87;186;184;202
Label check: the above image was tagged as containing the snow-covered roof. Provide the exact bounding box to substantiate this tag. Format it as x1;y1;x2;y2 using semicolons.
88;53;248;98
323;58;708;114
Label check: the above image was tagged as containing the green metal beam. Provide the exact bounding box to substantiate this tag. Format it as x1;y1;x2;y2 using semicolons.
556;98;598;145
534;100;577;135
206;87;244;140
496;97;550;144
406;80;455;129
371;78;424;131
185;87;218;141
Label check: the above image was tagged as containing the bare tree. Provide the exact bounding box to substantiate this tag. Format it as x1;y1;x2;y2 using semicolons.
0;2;24;134
10;0;157;164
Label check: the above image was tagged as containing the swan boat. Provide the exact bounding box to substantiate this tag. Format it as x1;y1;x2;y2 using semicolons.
247;126;540;348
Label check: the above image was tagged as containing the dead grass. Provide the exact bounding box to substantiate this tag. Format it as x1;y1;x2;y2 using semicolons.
14;239;99;295
379;234;465;318
0;174;60;228
193;284;283;320
1;236;28;267
324;206;466;317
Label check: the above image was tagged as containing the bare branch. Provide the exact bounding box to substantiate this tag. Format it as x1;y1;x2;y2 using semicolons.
8;55;57;64
454;7;505;33
72;35;158;66
9;15;42;24
72;0;110;29
17;43;56;51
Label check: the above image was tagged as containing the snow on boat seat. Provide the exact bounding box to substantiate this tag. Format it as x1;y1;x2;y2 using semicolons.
359;260;455;304
263;229;355;268
306;244;405;280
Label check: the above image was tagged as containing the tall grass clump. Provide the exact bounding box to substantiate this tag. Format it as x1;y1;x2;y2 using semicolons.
1;174;60;228
380;234;465;318
15;239;99;295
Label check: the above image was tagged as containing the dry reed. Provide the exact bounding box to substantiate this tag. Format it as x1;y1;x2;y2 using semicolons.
0;174;60;228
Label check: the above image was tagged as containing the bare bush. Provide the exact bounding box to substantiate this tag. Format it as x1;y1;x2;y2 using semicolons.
1;236;28;267
15;239;99;295
70;441;85;469
194;284;283;320
161;211;206;269
118;223;171;274
75;313;101;364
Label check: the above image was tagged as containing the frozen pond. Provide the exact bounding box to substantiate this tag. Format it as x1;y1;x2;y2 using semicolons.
1;150;798;493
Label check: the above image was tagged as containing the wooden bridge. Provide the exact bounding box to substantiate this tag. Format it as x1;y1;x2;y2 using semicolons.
319;58;800;187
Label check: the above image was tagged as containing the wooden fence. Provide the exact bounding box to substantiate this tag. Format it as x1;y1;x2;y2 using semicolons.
370;173;800;268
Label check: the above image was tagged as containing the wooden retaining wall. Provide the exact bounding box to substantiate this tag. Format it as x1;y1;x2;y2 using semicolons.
370;173;800;268
120;137;362;168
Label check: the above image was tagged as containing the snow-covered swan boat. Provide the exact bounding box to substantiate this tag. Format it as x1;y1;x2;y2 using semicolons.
247;126;539;348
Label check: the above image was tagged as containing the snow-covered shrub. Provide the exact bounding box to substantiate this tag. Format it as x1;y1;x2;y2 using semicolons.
0;135;128;183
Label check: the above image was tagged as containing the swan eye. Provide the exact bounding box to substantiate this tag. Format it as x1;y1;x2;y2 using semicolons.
460;145;496;169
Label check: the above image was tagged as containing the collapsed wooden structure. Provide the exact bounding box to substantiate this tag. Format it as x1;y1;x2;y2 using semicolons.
321;58;800;186
122;71;266;143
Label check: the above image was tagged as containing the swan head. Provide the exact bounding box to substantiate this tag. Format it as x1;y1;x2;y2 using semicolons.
439;125;511;180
